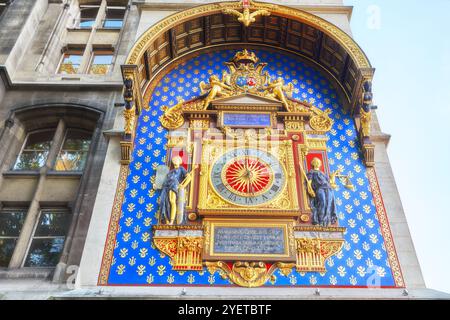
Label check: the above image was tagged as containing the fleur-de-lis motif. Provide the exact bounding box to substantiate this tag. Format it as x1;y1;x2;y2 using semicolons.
116;264;126;275
119;248;128;258
167;274;175;284
157;265;166;276
139;248;148;258
146;274;154;284
141;232;150;242
187;274;195;284
137;265;146;276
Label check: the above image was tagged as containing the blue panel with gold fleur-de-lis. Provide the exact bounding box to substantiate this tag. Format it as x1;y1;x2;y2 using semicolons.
106;49;397;287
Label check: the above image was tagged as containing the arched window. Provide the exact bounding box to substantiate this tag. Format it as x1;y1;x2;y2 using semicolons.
0;104;102;270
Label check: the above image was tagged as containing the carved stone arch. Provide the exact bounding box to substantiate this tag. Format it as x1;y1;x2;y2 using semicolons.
0;103;105;172
11;103;104;132
124;1;374;113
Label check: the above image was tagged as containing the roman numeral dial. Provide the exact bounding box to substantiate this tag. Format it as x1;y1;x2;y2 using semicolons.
210;148;286;206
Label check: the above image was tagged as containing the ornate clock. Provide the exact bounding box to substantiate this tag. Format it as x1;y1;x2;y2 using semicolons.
198;140;299;215
210;148;286;206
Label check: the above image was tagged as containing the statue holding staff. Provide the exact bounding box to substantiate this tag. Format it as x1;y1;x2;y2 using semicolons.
299;157;339;227
156;156;195;225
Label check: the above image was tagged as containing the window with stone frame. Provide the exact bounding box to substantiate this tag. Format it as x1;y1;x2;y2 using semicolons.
102;5;126;29
13;129;54;170
88;49;114;75
2;108;101;271
0;0;13;18
0;208;27;267
57;49;84;74
78;4;100;29
23;209;72;267
54;129;92;171
13;127;92;172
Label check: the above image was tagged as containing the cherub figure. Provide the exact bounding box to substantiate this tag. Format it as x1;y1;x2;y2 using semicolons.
199;75;233;108
264;77;294;109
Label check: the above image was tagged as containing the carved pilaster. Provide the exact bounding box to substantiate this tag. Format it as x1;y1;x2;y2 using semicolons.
120;141;133;165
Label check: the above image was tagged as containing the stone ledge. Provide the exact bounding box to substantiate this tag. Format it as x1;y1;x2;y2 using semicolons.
0;268;54;280
50;286;450;300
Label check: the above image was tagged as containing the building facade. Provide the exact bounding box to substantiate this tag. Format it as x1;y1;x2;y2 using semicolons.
0;0;446;299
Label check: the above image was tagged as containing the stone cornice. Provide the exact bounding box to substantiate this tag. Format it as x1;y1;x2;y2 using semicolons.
134;2;353;19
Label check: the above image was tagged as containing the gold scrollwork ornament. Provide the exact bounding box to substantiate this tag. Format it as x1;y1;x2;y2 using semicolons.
360;107;372;137
205;261;295;287
123;106;136;135
309;109;333;132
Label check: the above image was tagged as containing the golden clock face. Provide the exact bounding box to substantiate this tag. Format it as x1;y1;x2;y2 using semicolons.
210;148;286;206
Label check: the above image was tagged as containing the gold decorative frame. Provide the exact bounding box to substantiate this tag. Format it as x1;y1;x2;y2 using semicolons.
98;165;129;285
197;140;299;215
217;111;275;129
205;261;295;287
367;167;405;287
297;136;329;211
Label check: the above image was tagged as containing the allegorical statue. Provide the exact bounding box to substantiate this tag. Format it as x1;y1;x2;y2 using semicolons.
264;77;293;109
300;157;339;227
199;75;233;108
156;156;194;225
360;80;373;137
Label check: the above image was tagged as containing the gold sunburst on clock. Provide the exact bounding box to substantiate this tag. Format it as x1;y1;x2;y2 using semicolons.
198;141;299;215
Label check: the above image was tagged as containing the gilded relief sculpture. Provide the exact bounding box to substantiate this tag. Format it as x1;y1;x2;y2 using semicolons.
160;99;185;130
157;156;194;225
264;77;294;109
300;157;339;227
222;0;271;27
197;50;294;110
360;80;373;137
200;75;233;108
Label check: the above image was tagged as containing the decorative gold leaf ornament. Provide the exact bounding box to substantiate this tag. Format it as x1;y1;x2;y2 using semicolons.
222;0;271;27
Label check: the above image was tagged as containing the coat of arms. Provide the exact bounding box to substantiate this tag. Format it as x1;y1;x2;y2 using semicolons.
199;49;293;109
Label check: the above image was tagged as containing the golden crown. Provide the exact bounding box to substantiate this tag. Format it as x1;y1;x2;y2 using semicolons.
232;49;258;64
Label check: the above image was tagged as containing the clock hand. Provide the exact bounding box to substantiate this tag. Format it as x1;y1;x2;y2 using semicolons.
249;181;255;197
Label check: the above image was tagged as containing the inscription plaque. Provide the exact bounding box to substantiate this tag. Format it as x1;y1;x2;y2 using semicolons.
214;227;285;254
222;112;272;128
204;219;296;262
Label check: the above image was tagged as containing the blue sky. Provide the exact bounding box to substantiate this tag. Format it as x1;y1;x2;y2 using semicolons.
344;0;450;293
